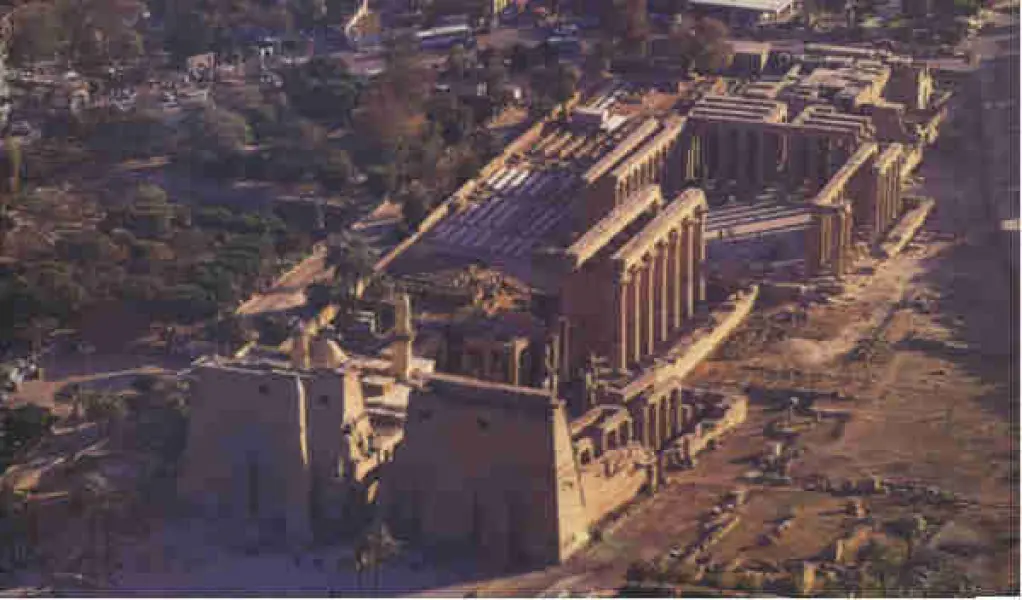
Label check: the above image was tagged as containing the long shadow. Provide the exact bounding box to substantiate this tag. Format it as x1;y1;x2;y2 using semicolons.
907;240;1019;425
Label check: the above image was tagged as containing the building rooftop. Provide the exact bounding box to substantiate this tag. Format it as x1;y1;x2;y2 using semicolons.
389;94;681;293
687;0;793;12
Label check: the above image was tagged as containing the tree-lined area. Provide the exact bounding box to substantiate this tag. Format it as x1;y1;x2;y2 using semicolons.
0;183;312;347
0;14;534;351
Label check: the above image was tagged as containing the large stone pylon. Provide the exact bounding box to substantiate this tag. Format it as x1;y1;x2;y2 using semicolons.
392;292;415;380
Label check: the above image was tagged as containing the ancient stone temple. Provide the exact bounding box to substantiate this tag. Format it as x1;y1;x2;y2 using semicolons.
177;46;950;569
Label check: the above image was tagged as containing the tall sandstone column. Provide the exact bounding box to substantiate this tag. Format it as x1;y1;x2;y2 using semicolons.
668;229;682;331
615;273;629;373
656;242;670;343
642;255;656;356
805;211;822;277
833;209;846;277
682;220;695;318
695;210;707;304
631;271;642;364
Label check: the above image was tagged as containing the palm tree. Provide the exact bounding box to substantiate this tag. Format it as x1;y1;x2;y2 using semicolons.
326;232;378;284
353;522;400;593
325;232;379;323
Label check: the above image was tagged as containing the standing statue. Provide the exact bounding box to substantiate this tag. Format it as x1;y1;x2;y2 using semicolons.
543;334;559;394
581;353;604;409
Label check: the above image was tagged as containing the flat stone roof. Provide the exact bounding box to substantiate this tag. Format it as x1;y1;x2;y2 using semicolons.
566;185;663;270
388;104;683;292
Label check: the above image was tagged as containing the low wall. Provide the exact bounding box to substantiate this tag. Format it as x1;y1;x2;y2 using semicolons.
879;197;934;258
620;286;760;399
669;396;748;467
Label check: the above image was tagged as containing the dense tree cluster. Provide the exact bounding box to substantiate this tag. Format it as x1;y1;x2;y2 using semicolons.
666;17;734;74
0;405;56;473
7;0;145;72
0;183;312;343
343;35;512;230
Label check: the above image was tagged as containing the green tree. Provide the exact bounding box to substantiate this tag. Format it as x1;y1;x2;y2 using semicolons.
7;3;62;65
668;17;733;73
55;0;145;73
396;180;432;230
205;312;257;355
325;231;378;318
283;56;362;123
326;231;377;284
305;282;335;311
584;39;615;79
125;185;175;240
353;522;401;591
445;44;470;81
177;106;252;176
293;0;328;28
318;149;355;191
530;63;579;110
0;405;57;471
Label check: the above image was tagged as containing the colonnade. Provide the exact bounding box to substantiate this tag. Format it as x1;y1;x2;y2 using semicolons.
613;211;706;372
685;124;786;189
638;388;698;451
805;204;854;278
680;122;861;195
611;122;687;207
870;148;904;236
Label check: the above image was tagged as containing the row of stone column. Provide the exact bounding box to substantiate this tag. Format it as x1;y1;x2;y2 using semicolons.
681;126;858;194
614;138;684;205
639;389;698;451
805;205;854;278
686;126;787;191
872;165;903;235
614;213;706;372
787;134;855;192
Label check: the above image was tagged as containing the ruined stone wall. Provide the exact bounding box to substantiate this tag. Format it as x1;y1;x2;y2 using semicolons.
577;445;652;524
381;373;589;568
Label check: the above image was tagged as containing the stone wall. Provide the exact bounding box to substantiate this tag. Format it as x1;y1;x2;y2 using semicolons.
179;361;381;543
178;363;313;545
